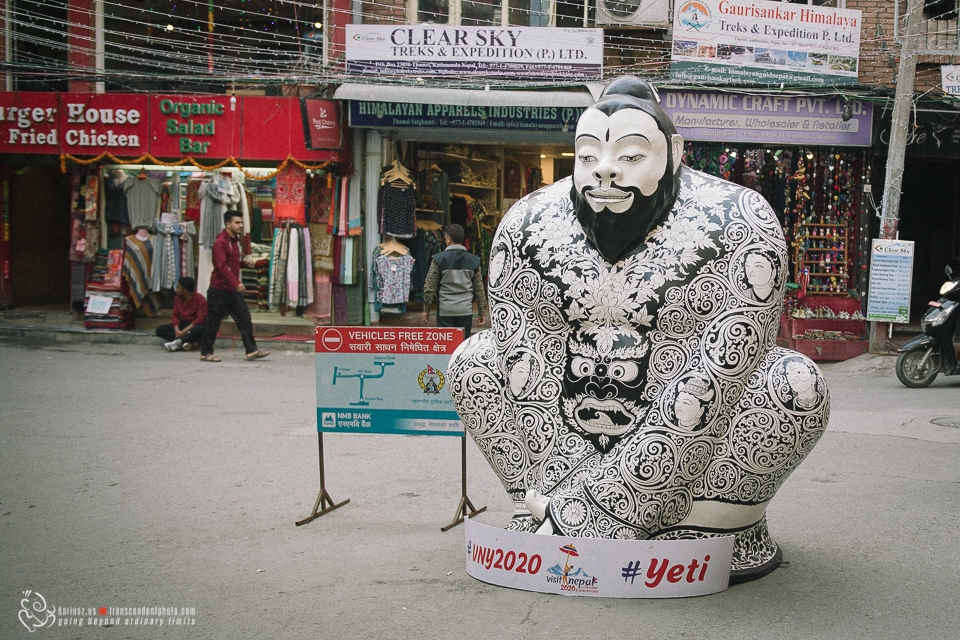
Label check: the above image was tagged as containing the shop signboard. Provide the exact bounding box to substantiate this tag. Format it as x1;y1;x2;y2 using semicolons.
60;93;149;156
658;89;873;147
867;240;915;323
0;92;59;155
315;327;465;437
465;518;734;598
148;94;240;158
942;65;960;97
301;98;343;150
345;25;603;78
874;107;960;159
0;93;342;161
241;96;340;161
348;101;585;135
670;0;861;86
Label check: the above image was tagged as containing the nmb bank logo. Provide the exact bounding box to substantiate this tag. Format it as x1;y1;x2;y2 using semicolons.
678;1;711;30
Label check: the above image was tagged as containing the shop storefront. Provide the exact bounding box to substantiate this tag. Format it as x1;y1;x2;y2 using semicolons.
341;81;875;359
0;91;357;327
335;83;597;323
873;106;960;321
658;88;875;361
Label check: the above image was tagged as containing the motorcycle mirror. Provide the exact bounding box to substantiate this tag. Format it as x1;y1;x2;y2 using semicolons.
947;264;954;278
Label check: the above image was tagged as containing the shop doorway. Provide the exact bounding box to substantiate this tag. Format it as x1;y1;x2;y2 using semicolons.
9;167;71;306
898;158;960;321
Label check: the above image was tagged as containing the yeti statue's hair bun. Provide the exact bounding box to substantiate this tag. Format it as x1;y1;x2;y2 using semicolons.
600;76;661;104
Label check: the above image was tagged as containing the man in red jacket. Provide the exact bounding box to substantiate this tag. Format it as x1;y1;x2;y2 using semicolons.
199;210;269;362
155;276;207;352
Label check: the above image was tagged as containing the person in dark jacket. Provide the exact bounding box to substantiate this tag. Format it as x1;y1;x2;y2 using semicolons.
421;224;487;339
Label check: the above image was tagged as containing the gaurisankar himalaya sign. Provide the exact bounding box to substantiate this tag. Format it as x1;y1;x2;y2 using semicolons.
670;0;861;86
345;25;603;79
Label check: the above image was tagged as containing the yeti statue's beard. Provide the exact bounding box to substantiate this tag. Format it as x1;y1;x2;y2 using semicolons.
572;170;680;265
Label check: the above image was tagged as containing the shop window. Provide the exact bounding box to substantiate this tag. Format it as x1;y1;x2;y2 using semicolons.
410;0;587;26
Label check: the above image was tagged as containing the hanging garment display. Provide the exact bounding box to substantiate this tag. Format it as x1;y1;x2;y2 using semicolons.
125;173;162;229
104;170;131;225
372;247;415;313
198;172;240;248
123;232;161;315
378;161;417;238
307;173;333;224
152;220;197;292
274;164;307;225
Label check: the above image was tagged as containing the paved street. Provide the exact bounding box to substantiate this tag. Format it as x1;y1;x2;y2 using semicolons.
1;338;959;639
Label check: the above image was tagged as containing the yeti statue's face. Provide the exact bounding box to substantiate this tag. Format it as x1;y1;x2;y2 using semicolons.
572;107;683;264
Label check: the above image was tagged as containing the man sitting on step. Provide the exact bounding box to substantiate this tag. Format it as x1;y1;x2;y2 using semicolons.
155;276;207;352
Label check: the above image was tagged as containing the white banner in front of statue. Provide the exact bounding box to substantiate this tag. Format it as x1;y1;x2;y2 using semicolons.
465;518;733;598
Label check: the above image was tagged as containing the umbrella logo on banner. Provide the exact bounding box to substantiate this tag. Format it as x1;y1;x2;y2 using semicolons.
418;366;445;395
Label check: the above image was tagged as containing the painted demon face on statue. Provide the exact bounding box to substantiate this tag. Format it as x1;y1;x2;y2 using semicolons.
561;330;648;450
571;79;684;264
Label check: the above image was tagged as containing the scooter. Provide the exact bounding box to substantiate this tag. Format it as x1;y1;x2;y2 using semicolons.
896;265;960;388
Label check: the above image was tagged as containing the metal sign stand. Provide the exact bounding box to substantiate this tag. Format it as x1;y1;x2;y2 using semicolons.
295;432;350;526
441;436;487;532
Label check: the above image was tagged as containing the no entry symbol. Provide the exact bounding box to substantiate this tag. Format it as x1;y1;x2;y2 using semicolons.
321;329;344;352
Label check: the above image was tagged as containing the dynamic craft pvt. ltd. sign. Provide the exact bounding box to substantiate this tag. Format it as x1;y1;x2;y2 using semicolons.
658;89;873;147
670;0;861;86
345;25;603;79
315;327;465;437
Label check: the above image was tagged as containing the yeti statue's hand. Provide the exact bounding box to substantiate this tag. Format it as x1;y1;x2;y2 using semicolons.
448;78;828;582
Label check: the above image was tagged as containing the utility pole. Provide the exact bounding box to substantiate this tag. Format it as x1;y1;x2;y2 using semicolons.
881;0;924;240
869;0;926;354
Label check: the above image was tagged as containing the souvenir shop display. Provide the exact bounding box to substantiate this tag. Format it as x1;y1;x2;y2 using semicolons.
84;248;132;330
682;144;865;295
61;158;350;331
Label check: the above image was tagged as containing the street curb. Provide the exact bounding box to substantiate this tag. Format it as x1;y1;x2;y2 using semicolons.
0;323;315;352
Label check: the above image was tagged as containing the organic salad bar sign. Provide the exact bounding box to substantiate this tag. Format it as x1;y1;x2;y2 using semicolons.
149;95;240;157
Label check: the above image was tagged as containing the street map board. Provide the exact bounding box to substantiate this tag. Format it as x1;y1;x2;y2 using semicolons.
315;327;465;437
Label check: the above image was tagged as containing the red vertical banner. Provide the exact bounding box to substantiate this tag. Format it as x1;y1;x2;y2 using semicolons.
67;0;94;93
148;95;240;159
328;0;352;68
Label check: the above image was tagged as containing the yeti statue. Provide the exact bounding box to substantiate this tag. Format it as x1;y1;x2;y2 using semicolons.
448;77;829;582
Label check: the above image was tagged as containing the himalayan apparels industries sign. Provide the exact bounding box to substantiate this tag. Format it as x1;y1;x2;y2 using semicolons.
345;25;603;78
465;519;734;598
659;89;873;146
670;0;861;86
315;327;465;437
